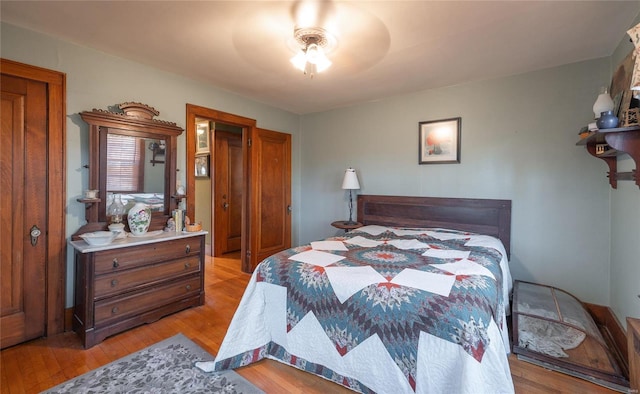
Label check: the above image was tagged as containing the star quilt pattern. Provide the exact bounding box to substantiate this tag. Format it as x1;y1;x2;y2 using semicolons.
211;226;513;393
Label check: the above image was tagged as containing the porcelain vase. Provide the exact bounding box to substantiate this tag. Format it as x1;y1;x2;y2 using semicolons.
596;110;619;129
127;202;151;236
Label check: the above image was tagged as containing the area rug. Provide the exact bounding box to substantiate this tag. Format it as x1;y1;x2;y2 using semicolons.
42;333;263;393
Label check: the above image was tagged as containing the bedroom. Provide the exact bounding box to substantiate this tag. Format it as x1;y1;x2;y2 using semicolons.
1;1;639;393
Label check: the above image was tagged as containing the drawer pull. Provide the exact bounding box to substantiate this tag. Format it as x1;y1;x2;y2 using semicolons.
111;307;119;314
185;244;191;254
184;262;191;269
111;279;118;287
112;258;119;268
185;284;192;291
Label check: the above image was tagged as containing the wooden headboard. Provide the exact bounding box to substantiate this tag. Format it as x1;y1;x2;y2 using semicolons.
356;195;512;258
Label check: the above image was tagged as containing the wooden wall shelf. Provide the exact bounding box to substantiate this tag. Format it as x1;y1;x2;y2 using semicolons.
77;198;102;208
576;126;640;189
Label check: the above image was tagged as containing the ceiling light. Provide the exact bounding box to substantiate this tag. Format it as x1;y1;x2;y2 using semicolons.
290;27;335;78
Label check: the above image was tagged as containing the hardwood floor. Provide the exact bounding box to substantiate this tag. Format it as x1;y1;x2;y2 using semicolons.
0;253;619;393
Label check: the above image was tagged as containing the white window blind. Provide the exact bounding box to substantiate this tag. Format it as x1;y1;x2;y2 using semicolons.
107;133;144;192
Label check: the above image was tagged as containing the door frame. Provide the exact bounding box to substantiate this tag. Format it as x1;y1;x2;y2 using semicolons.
185;104;256;272
1;58;67;335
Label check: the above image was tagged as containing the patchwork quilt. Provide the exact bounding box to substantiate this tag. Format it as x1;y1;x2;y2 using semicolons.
203;226;514;393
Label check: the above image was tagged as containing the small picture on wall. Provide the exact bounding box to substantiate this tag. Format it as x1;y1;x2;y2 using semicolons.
195;155;210;178
418;117;461;164
196;120;210;155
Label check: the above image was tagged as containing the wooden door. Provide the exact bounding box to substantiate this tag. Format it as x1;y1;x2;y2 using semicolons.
214;130;242;255
0;59;66;347
244;128;291;272
1;74;48;348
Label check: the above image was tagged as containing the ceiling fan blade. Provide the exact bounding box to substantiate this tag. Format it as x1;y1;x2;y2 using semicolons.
290;0;336;29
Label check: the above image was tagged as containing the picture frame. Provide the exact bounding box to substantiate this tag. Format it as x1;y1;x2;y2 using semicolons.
609;50;635;124
195;155;210;178
418;117;461;164
195;120;210;155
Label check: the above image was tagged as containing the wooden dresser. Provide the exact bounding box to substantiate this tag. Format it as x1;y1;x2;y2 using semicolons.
70;231;205;348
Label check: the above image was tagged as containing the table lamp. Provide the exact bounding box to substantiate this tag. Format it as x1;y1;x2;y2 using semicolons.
341;168;360;224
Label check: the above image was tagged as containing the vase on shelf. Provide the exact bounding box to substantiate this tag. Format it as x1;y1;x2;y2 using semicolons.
127;202;151;236
596;110;619;130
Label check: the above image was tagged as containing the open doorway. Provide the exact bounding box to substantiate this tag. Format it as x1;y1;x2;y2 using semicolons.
212;126;243;256
186;104;291;273
194;119;243;256
187;106;255;261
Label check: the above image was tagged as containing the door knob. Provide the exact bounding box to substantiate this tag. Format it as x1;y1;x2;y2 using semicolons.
30;225;41;246
223;202;229;211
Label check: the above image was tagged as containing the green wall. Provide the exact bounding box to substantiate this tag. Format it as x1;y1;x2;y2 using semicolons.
2;19;638;325
300;59;613;303
295;17;639;325
195;177;212;245
609;17;640;326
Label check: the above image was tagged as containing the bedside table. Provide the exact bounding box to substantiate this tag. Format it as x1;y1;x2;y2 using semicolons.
331;221;363;232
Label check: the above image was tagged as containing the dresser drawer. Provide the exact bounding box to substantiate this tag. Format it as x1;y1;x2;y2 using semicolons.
94;237;201;274
94;275;201;326
94;256;201;299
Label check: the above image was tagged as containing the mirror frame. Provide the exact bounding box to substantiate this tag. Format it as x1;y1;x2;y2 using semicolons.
79;102;183;233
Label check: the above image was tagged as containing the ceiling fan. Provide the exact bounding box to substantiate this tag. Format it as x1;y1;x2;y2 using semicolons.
288;0;336;77
289;27;335;77
230;1;390;78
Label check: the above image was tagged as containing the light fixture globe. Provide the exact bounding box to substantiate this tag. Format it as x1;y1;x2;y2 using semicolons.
592;88;614;119
290;27;335;77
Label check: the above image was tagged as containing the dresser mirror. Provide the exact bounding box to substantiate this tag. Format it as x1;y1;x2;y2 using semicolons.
76;102;183;236
103;131;168;218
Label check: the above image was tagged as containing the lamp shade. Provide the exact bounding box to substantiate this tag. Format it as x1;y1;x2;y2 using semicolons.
290;44;332;75
341;168;360;190
592;88;614;119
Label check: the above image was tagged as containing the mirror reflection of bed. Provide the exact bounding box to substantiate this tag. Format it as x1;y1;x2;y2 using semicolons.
114;193;165;212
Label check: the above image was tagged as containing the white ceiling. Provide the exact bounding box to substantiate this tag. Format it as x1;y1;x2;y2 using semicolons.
2;1;639;114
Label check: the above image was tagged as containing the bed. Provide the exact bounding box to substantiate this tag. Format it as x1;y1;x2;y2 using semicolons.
197;195;514;393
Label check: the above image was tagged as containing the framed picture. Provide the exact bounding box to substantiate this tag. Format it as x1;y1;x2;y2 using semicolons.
195;155;210;178
195;120;210;155
609;50;635;123
418;117;461;164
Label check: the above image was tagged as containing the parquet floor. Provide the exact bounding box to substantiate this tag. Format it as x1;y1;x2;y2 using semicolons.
0;253;617;393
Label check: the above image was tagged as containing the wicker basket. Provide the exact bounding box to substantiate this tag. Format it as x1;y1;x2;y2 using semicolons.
185;222;202;232
621;108;640;127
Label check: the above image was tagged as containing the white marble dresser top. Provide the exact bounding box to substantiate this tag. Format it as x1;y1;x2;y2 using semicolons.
70;230;207;253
